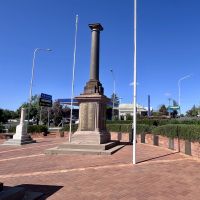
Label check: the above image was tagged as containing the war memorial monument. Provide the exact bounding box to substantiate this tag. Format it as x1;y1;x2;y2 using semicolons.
46;23;123;154
3;108;36;145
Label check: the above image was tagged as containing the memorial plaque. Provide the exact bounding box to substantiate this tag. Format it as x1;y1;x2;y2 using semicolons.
80;103;88;130
88;103;95;131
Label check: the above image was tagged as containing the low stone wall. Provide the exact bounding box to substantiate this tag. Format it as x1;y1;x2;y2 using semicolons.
136;133;200;159
110;132;200;160
110;132;132;143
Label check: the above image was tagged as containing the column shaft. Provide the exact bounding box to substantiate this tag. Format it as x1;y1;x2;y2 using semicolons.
90;30;100;80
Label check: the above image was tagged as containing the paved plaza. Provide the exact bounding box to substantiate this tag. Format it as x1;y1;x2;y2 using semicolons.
0;136;199;200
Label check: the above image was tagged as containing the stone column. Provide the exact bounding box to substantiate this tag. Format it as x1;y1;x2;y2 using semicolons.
20;108;26;125
89;23;103;81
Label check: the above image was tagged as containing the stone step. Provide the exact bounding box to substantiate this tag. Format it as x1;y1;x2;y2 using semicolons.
2;139;36;146
45;144;125;155
58;141;118;151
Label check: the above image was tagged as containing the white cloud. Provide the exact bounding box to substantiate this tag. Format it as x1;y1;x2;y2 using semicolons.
164;92;171;97
129;82;139;86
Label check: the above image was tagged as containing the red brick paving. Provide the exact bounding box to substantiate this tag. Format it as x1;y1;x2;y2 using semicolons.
0;137;199;199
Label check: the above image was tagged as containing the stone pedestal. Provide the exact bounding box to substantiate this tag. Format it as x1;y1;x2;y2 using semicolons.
3;108;36;146
71;94;110;144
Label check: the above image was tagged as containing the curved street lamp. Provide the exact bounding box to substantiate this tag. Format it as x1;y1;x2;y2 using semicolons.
178;74;191;116
27;48;52;124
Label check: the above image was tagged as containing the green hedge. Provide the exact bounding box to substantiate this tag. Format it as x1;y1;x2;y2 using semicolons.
152;124;178;138
137;119;180;126
107;119;179;126
138;118;200;126
106;124;131;133
152;124;200;142
8;126;16;133
106;120;132;124
27;125;48;134
136;124;154;134
106;124;153;134
6;125;48;134
60;123;153;134
107;119;200;126
61;124;78;132
0;124;5;133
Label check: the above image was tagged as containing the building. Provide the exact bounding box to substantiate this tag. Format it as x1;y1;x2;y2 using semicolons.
118;103;152;120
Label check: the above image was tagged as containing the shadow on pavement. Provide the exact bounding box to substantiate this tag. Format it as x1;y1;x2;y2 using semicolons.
16;184;63;199
137;152;180;164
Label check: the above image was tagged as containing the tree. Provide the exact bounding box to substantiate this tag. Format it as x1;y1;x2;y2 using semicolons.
159;105;168;115
126;114;133;120
173;100;178;106
15;95;74;126
186;105;199;117
110;93;120;120
0;108;19;123
110;93;120;107
170;100;178;118
17;95;40;121
62;106;71;119
51;101;63;126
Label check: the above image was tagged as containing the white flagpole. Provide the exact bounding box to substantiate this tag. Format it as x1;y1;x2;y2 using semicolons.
133;0;137;164
69;15;78;142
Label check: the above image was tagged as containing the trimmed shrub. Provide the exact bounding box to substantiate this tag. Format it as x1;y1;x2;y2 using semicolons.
152;124;200;142
178;125;200;142
107;118;200;126
137;119;180;126
27;125;48;134
137;124;154;134
106;124;132;133
120;124;132;133
0;124;5;133
61;124;78;132
106;120;132;124
152;124;178;138
106;124;152;134
106;124;121;132
8;126;16;133
7;125;48;134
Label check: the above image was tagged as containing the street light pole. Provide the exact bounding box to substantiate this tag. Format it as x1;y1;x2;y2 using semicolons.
178;74;191;116
27;48;52;124
110;69;116;121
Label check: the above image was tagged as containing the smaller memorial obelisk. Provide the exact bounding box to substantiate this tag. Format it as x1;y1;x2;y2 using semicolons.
3;108;36;145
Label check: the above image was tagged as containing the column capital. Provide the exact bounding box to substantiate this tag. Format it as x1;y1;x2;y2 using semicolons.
89;23;103;31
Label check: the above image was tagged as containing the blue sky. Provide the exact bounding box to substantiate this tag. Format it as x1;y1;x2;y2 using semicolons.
0;0;200;113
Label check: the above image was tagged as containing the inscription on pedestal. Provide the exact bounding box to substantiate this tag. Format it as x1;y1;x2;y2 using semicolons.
88;103;95;131
80;103;88;131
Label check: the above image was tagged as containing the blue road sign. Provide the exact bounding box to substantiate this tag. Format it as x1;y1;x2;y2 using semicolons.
40;93;52;107
41;93;52;100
